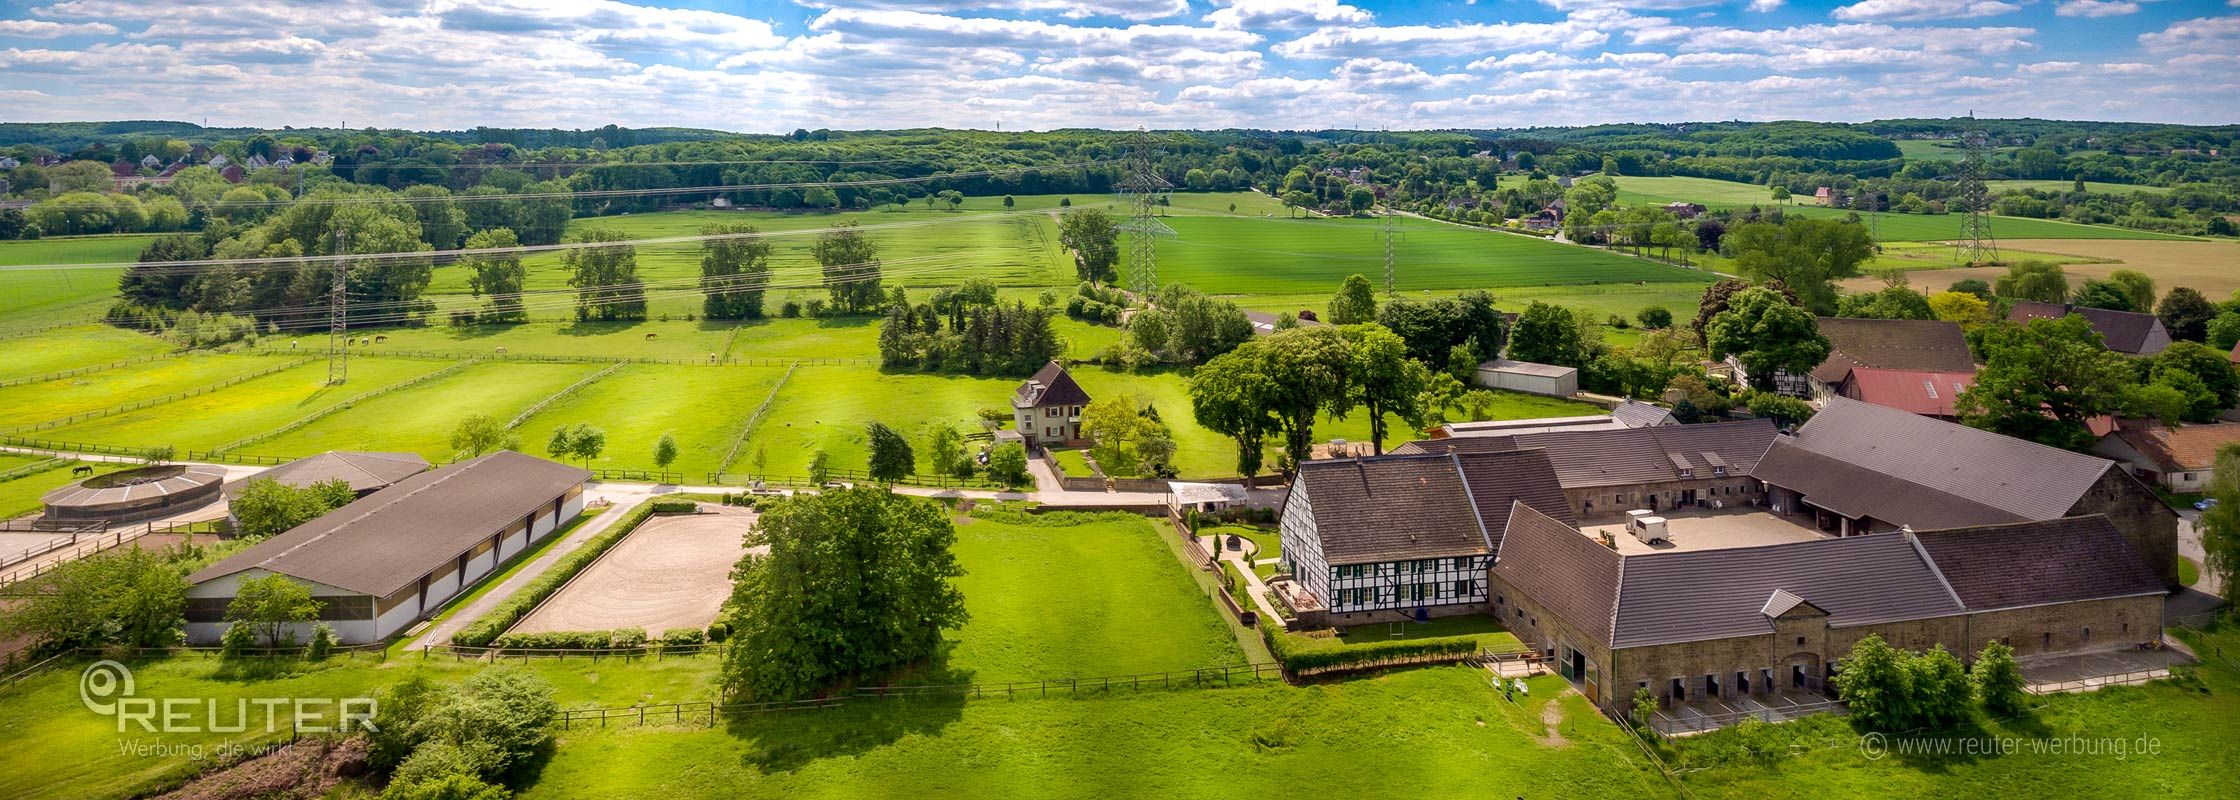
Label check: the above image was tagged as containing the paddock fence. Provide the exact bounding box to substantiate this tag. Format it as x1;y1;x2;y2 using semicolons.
0;350;189;390
0;357;314;436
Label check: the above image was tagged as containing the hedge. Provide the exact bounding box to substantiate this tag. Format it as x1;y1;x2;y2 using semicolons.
649;498;699;514
491;627;646;650
1261;626;1483;673
450;502;657;647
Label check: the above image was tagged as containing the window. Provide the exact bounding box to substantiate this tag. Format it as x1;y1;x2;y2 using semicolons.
1922;380;1938;399
1455;579;1476;596
1409;584;1426;602
2083;626;2091;643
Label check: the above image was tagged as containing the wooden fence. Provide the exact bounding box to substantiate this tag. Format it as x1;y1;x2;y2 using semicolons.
1;357;313;436
0;350;188;390
0;520;107;570
715;360;798;473
208;359;480;456
0;435;164;460
0;456;68;482
705;469;1006;490
505;363;626;430
0;519;225;587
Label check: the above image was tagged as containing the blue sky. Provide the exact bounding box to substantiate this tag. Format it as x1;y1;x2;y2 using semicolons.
1;0;2234;131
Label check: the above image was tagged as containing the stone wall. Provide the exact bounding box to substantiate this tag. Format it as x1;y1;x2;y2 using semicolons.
1489;573;1615;705
2070;468;2181;588
1567;477;1766;521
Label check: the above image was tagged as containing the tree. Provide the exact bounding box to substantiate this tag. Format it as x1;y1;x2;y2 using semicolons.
1993;261;2069;303
564;228;646;321
1333;324;1429;454
1190;326;1351;476
46;159;113;193
1347;186;1374;214
866;421;915;483
1909;644;1974;730
813;221;883;314
1927;291;1994;329
1693;279;1797;348
1002;194;1014;208
807;450;832;484
2072;279;2135;312
227;573;319;648
2158;287;2219;342
1948;278;1993;300
0;547;186;651
230;477;356;540
1831;634;1911;732
653;433;679;470
1971;640;2028;718
1957;315;2137;451
1836;286;1933;320
402;185;468;250
461;228;527;323
547;423;605;467
924;422;966;478
1080;395;1157;474
1770;185;1791;205
700;223;773;319
2150;341;2240;422
719;488;968;701
1057;209;1120;284
1326;273;1378;325
2200;445;2240;605
2107;269;2156;313
2212;312;2240;351
449;413;513;458
1745;392;1815;425
1721;217;1874;314
1507;302;1594;368
1707;288;1830;392
1636;306;1673;329
986;442;1029;487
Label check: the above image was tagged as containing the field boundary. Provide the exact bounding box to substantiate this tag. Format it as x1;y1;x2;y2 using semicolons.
267;346;874;368
0;435;164;460
716;360;798;472
2;356;316;436
0;349;189;389
0;456;68;483
506;363;627;430
214;359;480;456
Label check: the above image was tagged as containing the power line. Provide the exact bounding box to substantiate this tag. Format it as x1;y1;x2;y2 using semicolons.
328;230;347;385
1115;127;1173;295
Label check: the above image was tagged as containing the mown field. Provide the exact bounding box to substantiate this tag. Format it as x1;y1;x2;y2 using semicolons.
40;357;453;452
242;361;601;463
0;234;158;326
1608;176;2196;242
0;352;298;426
513;363;791;479
0;325;173;383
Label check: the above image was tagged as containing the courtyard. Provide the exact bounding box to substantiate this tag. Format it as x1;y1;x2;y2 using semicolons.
1581;506;1831;555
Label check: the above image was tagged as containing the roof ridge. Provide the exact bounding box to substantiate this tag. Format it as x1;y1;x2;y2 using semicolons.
1904;530;1967;610
231;452;513;575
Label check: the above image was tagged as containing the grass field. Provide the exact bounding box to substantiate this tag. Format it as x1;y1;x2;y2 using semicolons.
258;319;746;362
0;353;298;427
1134;215;1712;296
513;363;788;478
242;361;603;462
1612;175;1786;206
0;235;158;325
945;511;1243;680
0;325;173;383
0;460;132;519
41;357;453;452
1838;238;2240;298
1609;176;2196;242
1988;179;2172;195
734;367;1019;477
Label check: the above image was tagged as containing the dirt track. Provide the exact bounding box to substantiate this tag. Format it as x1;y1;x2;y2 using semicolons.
509;505;755;636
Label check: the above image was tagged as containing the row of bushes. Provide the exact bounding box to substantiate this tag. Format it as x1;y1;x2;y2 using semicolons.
486;626;713;651
1260;627;1483;674
715;492;762;507
648;498;700;514
450;504;652;647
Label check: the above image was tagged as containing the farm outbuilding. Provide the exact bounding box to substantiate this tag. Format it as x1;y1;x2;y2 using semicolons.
1473;358;1578;398
184;451;590;645
42;464;228;524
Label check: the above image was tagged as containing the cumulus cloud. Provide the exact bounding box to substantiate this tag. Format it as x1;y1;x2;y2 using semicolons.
1830;0;2020;23
797;0;1190;22
1274;10;1650;59
1206;0;1372;31
0;19;115;37
2055;1;2140;17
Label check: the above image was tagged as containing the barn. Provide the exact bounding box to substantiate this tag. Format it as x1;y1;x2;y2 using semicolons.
1473;358;1579;397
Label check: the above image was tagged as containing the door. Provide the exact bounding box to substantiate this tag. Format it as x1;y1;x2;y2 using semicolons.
1791;665;1806;689
1682;489;1697;506
1570;649;1586;682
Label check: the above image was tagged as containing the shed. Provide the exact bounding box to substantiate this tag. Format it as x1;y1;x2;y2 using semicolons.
1169;481;1249;513
1474;358;1578;398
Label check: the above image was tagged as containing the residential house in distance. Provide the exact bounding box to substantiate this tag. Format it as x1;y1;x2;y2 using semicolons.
184;451;590;644
2008;301;2171;356
1663;202;1706;219
0;156;19;169
1732;317;1973;400
1836;367;1976;420
1242;310;1324;336
1278;448;1573;625
1011;360;1090;449
2093;419;2240;493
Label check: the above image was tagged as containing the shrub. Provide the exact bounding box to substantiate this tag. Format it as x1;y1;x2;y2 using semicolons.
660;628;707;649
649;498;698;514
1260;627;1481;673
451;505;652;647
607;627;647;649
780;301;802;318
705;620;732;643
307;622;335;660
389;740;505;792
219;622;255;658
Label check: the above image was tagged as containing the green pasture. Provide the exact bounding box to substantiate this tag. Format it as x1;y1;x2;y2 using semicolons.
40;357;452;452
0;460;135;519
520;668;1650;800
0;353;298;426
0;235;157;325
1611;175;1784;206
242;361;602;462
946;511;1243;680
1134;215;1709;296
734;367;1020;478
1988;179;2171;195
513;363;789;479
258;319;744;362
0;326;172;384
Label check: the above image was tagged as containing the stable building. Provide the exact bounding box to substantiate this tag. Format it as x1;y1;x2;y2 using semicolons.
237;451;430;498
1397;419;1778;521
185;451;590;644
1473;358;1578;398
1732;317;1973;400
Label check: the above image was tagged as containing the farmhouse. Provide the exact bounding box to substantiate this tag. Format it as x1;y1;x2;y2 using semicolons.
183;451;590;644
1473;358;1578;397
2007;301;2171;356
1011;360;1090;449
1396;419;1778;521
1756;398;2177;586
1277;448;1573;625
1490;505;2163;715
1834;367;1975;419
2092;419;2240;493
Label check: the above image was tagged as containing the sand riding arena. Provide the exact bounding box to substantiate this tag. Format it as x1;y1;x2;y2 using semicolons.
509;503;756;636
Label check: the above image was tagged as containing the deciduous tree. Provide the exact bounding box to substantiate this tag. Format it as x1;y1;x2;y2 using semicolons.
700;223;773;319
1707;288;1829;392
1957;315;2136;451
1326;273;1378;325
813;221;882;314
228;573;319;648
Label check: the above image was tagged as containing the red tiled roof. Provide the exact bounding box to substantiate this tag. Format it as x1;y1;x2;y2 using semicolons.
2111;420;2240;472
1838;367;1976;417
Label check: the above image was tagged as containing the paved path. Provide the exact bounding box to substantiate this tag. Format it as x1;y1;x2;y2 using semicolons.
406;497;645;650
1212;534;1284;621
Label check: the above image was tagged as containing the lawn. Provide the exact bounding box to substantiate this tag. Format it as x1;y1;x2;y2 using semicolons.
254;319;747;362
1609;175;2195;242
0;234;159;325
0;353;301;428
513;363;790;479
1333;615;1519;648
1048;448;1095;477
242;361;604;462
1131;214;1712;296
0;460;134;519
41;357;454;452
517;667;1654;800
943;510;1243;680
0;325;172;383
733;367;1021;477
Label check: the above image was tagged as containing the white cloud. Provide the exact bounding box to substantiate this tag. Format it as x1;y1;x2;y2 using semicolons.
798;0;1190;22
0;19;115;37
2055;0;2140;17
1465;50;1583;70
1830;0;2020;23
1746;0;1784;11
2015;60;2081;74
1274;10;1649;59
810;9;1260;55
1206;0;1372;32
2139;16;2240;52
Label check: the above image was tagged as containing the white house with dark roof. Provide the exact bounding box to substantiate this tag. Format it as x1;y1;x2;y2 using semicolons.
185;451;589;644
1010;360;1091;449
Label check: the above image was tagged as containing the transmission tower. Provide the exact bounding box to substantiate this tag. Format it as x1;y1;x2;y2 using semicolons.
1955;125;2000;266
1115;126;1174;296
1380;212;1402;297
326;230;348;385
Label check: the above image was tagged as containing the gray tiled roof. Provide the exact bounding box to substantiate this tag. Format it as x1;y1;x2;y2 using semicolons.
2007;301;2170;355
189;451;591;596
1390;436;1519;456
1914;516;2163;611
1753;440;2025;528
1809;317;1975;384
1511;419;1778;488
240;451;429;496
1610;400;1677;428
1298;448;1571;564
1455;449;1576;553
1777;397;2114;521
1610;532;1965;648
1492;502;1622;646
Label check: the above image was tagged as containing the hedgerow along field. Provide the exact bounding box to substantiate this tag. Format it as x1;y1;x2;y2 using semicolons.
1608;175;2197;242
0;234;159;325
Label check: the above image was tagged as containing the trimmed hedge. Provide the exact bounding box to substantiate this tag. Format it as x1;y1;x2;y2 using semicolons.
649;498;699;514
451;503;656;647
1261;626;1482;673
491;627;646;650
